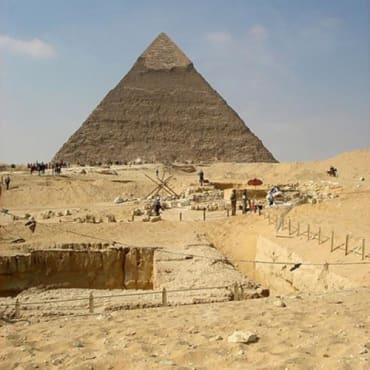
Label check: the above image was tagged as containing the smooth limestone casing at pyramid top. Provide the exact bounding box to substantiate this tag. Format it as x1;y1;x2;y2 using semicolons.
54;33;276;164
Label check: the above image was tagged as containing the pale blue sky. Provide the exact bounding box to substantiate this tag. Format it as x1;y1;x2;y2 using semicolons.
0;0;369;163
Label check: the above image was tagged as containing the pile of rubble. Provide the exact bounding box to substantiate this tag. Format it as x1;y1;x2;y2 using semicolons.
297;180;342;203
268;180;342;206
40;209;73;219
186;185;225;211
140;185;225;216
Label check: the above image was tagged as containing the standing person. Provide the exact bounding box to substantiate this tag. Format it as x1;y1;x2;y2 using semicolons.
5;175;11;190
230;189;237;216
199;170;204;186
154;195;162;216
242;189;248;214
267;190;274;206
156;168;159;177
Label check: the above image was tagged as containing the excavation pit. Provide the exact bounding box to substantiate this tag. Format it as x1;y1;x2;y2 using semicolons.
0;247;154;297
0;243;269;317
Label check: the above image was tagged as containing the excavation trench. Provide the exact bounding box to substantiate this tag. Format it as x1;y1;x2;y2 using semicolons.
0;247;154;297
0;242;268;310
209;230;357;294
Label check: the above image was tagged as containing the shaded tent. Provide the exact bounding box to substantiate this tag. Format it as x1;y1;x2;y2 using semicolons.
247;178;263;186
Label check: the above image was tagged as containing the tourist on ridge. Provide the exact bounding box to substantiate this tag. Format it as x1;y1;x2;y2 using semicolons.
327;166;338;177
230;189;237;216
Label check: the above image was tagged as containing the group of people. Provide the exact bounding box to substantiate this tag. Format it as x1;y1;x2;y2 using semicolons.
28;162;47;175
27;161;66;175
230;189;262;216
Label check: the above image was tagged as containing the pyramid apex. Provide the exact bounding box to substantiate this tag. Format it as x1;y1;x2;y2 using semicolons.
139;33;192;70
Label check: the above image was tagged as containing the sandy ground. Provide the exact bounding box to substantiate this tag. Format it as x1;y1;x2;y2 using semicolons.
0;287;369;369
0;149;369;369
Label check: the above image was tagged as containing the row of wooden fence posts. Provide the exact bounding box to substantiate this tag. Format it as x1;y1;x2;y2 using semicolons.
14;288;170;319
177;207;239;222
178;208;207;222
265;212;366;260
178;203;263;222
14;285;243;319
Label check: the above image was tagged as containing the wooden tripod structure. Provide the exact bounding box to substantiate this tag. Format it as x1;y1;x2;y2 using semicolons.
144;174;179;199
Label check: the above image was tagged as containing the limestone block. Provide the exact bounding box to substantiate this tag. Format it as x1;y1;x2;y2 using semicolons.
228;331;259;344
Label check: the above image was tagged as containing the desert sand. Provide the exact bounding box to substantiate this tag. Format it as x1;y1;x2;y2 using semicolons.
0;149;369;369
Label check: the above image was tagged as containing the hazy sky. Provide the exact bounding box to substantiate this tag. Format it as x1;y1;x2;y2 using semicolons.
0;0;369;163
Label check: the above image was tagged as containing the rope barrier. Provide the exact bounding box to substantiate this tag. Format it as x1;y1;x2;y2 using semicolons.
158;248;370;266
11;226;366;267
53;216;369;265
0;285;228;307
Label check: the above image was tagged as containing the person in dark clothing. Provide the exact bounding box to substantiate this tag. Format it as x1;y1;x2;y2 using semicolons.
199;170;204;186
328;166;338;177
154;196;162;216
5;175;10;190
230;189;237;216
242;189;248;214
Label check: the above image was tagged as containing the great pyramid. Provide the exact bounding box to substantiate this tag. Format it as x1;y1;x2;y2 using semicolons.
54;33;276;164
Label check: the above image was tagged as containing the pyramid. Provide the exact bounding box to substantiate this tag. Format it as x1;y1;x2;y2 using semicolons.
54;33;276;164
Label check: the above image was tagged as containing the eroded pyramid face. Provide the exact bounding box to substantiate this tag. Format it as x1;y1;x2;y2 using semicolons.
53;33;276;164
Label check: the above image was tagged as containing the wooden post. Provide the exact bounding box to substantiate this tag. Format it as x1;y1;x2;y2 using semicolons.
288;218;291;235
307;224;310;240
89;292;94;313
179;212;182;222
345;235;349;256
330;231;334;252
318;227;321;245
162;287;167;306
362;239;366;260
297;222;300;236
203;208;206;222
15;299;20;319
